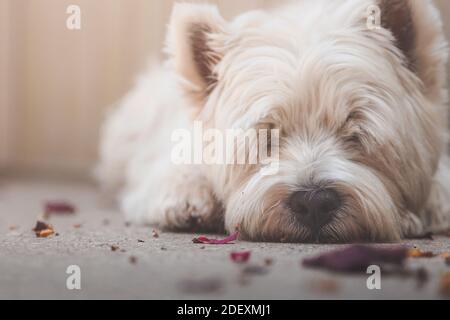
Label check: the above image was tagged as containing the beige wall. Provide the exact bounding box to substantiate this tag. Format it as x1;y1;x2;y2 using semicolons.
1;0;449;177
0;0;13;168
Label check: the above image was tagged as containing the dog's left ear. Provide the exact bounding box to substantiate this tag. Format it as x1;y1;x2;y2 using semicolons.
166;3;228;105
377;0;448;101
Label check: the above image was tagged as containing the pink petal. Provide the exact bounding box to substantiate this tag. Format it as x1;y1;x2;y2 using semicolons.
192;231;239;245
230;251;251;263
44;201;76;215
302;245;409;273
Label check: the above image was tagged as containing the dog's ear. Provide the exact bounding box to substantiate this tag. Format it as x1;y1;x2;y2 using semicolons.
166;3;228;105
377;0;448;101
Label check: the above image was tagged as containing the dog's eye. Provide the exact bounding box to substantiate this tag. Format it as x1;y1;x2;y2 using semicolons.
344;111;359;124
341;113;365;148
345;132;362;145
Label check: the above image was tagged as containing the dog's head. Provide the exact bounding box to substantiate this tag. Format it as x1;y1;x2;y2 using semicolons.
166;0;448;242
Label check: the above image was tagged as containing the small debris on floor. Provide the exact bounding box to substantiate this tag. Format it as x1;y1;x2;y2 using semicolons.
408;248;437;258
439;272;450;298
137;239;145;243
32;221;55;238
241;265;269;276
415;268;429;289
8;225;18;231
230;251;251;263
129;256;138;265
264;258;274;266
110;245;119;252
73;223;83;229
152;229;159;238
178;278;223;294
444;255;450;266
309;279;339;294
192;231;239;245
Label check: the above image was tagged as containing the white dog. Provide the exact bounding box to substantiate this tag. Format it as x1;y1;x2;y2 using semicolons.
97;0;450;242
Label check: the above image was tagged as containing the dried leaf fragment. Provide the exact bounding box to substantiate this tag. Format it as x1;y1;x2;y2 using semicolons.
408;248;436;258
33;221;55;238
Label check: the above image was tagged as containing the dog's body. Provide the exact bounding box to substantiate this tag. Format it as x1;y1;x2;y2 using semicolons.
98;0;450;242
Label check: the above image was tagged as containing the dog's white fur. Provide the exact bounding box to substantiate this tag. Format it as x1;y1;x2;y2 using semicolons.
97;0;450;242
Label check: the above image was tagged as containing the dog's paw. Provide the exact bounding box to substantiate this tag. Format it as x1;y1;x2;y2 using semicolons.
156;182;223;232
121;166;224;231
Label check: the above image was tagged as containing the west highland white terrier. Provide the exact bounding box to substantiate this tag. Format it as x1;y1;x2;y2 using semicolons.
98;0;450;242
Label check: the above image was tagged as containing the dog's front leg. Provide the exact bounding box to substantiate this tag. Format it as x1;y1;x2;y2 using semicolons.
122;164;224;232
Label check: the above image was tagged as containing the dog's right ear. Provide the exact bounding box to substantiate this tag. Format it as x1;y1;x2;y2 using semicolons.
166;4;228;106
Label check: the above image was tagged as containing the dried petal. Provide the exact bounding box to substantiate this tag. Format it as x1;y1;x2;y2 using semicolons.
230;251;251;263
302;245;408;273
44;201;76;217
192;231;239;245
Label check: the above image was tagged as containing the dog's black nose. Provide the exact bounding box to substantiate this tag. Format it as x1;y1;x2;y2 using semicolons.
288;189;341;229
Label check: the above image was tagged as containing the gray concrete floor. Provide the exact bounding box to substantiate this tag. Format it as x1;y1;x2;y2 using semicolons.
0;177;449;300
